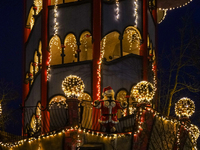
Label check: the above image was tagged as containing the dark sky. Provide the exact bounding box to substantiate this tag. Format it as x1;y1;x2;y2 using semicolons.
0;0;199;136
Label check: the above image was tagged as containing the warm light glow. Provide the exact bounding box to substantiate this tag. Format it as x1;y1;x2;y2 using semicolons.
131;81;155;103
97;37;107;100
62;75;85;98
175;97;195;118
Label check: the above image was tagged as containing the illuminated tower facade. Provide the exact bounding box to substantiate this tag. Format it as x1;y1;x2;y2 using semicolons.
21;0;198;150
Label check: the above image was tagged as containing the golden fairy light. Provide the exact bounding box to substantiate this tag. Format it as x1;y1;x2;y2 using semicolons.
62;75;85;98
189;124;199;142
175;97;195;118
131;81;155;103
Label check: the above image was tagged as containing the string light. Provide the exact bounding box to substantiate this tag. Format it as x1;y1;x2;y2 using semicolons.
62;75;85;98
115;0;120;20
126;28;140;51
97;37;106;100
158;9;167;24
131;81;155;103
158;0;193;11
133;0;138;27
175;97;195;118
47;0;59;80
49;96;68;109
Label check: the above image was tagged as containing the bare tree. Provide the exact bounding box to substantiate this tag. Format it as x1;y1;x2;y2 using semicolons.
157;14;200;116
0;79;19;130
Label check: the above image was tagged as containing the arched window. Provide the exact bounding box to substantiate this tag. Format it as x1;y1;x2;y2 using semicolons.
34;51;39;74
79;32;92;61
34;0;43;15
64;34;77;63
102;31;120;61
29;62;34;85
116;90;127;118
80;93;92;129
49;95;68;130
29;102;41;135
38;41;42;67
122;26;141;56
129;85;138;114
49;35;62;65
49;95;67;109
27;7;35;30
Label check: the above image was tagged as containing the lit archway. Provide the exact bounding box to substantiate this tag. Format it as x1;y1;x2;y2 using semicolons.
79;31;92;61
122;26;141;56
116;90;127;118
64;34;77;63
49;35;62;65
102;31;120;61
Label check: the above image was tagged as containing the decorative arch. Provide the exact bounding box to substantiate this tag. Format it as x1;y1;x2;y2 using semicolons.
79;31;92;61
49;35;62;65
29;62;34;85
64;34;78;63
102;31;120;61
26;7;35;30
29;102;41;134
116;89;128;118
34;0;43;15
49;95;67;109
38;41;42;67
34;51;39;74
122;26;141;56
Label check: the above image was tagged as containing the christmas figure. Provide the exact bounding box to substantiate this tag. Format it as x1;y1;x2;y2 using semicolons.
93;86;127;132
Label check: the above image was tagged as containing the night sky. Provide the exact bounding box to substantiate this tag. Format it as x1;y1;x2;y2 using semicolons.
0;0;199;139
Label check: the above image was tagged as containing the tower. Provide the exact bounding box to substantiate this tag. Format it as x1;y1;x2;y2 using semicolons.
20;0;198;150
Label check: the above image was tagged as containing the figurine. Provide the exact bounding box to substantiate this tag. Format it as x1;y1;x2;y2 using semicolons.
93;86;127;132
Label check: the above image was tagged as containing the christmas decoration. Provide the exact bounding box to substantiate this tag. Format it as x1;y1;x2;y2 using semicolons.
175;97;195;118
131;81;155;103
93;86;127;132
62;75;85;98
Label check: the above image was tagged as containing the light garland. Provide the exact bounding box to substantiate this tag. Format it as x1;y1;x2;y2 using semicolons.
158;9;167;24
97;37;107;100
0;104;2;115
133;0;138;27
115;0;120;20
49;96;67;109
0;127;132;149
175;97;195;118
131;81;155;103
47;0;59;80
126;29;140;51
65;35;77;57
62;75;85;98
189;124;199;143
158;0;193;11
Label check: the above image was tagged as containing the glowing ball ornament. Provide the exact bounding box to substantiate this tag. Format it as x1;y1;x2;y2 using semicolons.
189;124;200;142
62;75;85;98
175;97;195;118
131;81;155;103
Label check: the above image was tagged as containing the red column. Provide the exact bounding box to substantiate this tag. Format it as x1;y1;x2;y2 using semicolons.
41;0;50;134
140;0;148;81
152;0;158;109
92;0;101;130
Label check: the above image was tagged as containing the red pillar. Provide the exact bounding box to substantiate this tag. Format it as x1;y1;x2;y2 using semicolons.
41;0;50;134
140;0;148;81
92;0;101;130
152;0;158;109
